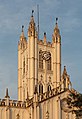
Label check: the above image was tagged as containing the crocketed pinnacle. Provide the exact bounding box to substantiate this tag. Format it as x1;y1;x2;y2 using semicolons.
5;88;10;98
20;25;25;37
62;66;68;79
54;18;60;36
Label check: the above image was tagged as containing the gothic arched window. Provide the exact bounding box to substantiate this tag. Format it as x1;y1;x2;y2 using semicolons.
47;85;51;92
39;51;43;69
39;84;43;94
47;57;51;70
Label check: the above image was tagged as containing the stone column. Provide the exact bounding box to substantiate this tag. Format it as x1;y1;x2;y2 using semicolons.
18;43;22;101
28;35;35;99
57;38;61;87
58;97;62;119
53;41;57;88
34;93;38;119
35;31;38;86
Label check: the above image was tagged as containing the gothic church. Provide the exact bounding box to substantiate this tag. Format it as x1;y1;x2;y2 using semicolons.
0;12;79;119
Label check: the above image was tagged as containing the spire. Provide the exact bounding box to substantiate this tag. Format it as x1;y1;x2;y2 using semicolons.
52;18;61;43
56;17;58;24
62;66;67;79
63;66;67;75
30;10;35;26
19;25;26;43
32;10;34;17
22;25;24;32
43;32;47;43
20;25;25;38
28;10;36;37
20;25;25;40
54;18;60;36
5;88;10;98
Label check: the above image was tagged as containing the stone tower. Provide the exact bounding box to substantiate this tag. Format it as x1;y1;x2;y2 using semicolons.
18;14;61;101
0;12;76;119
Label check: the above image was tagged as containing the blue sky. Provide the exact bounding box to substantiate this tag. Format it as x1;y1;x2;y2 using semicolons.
0;0;82;99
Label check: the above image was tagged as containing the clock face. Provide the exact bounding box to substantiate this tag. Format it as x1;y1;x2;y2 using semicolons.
42;51;51;61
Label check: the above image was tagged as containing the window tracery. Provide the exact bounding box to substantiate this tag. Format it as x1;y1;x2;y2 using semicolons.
47;85;51;92
47;57;51;70
39;50;43;69
39;83;43;94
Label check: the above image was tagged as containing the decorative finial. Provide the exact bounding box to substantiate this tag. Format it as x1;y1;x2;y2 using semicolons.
56;17;58;24
44;32;46;36
63;66;67;76
22;25;24;32
43;32;47;43
32;10;34;17
5;88;10;98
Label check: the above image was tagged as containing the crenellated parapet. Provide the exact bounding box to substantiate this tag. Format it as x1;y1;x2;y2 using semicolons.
0;99;26;108
0;75;72;108
0;98;34;109
38;40;52;47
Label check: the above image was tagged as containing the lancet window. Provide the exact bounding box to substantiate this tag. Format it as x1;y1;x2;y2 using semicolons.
47;57;51;70
47;85;51;92
39;50;43;69
39;83;43;94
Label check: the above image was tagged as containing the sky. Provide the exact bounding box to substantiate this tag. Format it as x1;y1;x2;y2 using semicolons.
0;0;82;99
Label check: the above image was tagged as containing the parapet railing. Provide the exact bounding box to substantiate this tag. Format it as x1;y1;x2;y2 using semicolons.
0;86;69;108
38;86;68;103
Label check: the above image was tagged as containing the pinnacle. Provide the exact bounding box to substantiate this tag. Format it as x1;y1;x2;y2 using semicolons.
5;88;10;98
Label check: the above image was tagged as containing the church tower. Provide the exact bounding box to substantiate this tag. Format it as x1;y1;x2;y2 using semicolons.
18;13;61;101
0;10;78;119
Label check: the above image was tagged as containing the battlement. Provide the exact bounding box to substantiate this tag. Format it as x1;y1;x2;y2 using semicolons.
0;98;33;109
38;39;52;46
0;67;72;109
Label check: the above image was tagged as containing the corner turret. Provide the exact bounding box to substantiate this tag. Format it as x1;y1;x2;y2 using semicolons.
28;10;38;99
